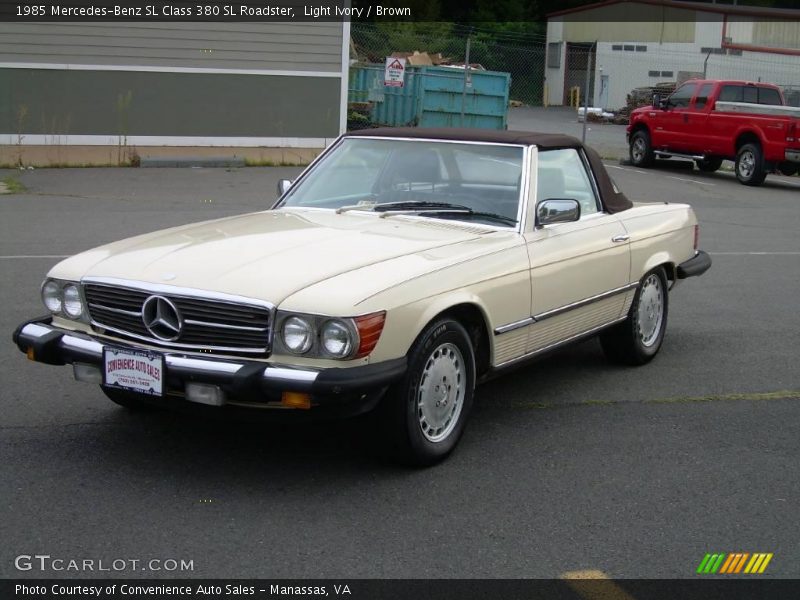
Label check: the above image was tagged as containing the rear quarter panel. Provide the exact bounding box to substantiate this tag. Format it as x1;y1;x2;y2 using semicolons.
620;203;697;281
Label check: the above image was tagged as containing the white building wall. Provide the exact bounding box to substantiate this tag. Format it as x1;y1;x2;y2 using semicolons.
545;20;566;107
591;20;800;109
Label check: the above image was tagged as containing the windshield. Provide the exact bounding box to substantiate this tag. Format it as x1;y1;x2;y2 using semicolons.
279;138;525;227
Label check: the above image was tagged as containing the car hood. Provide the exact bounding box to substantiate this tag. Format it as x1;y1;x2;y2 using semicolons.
50;208;496;305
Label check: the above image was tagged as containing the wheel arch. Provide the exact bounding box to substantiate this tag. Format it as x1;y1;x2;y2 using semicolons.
407;297;493;379
640;253;676;282
734;129;764;152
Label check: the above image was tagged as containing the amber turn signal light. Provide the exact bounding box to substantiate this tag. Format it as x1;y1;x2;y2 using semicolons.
281;391;312;409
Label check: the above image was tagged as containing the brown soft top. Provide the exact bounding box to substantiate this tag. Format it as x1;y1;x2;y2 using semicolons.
346;127;632;214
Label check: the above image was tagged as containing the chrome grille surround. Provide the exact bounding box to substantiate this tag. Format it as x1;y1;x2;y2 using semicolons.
82;277;274;356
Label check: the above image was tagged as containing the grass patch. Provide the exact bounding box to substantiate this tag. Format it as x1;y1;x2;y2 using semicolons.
1;175;26;193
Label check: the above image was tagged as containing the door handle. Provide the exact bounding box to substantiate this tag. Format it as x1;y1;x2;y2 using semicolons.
612;234;630;243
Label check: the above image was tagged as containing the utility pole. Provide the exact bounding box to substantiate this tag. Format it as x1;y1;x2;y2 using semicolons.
582;41;596;144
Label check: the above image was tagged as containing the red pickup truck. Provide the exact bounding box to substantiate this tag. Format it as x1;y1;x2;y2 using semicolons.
627;79;800;186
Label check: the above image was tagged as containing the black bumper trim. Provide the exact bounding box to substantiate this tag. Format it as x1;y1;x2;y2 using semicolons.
677;250;712;279
13;318;407;405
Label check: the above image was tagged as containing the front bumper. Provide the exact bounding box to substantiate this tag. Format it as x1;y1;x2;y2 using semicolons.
13;317;406;416
677;250;712;279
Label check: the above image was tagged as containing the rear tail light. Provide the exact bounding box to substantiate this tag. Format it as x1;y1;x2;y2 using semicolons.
693;224;699;251
788;121;797;142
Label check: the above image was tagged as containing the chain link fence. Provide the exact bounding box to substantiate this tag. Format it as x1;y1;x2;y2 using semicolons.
348;23;547;130
349;23;800;130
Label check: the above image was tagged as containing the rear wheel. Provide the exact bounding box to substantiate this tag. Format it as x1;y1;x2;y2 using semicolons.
600;268;669;366
778;162;798;177
378;319;475;466
695;157;723;173
735;143;767;186
629;130;654;167
101;387;157;411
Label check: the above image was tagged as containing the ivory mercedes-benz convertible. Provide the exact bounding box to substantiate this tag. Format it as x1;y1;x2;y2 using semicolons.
14;128;710;465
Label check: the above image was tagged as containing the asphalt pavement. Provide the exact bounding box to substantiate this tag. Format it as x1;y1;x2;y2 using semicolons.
1;161;799;580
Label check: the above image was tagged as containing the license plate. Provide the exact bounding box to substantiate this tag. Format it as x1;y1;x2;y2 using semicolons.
103;347;165;397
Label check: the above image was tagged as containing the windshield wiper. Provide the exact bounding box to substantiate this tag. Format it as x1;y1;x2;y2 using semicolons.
373;200;471;212
374;201;517;226
440;210;518;226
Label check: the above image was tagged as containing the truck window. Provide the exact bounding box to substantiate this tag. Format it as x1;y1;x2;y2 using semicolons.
758;88;782;105
718;85;743;102
668;83;697;108
694;83;714;109
742;87;758;103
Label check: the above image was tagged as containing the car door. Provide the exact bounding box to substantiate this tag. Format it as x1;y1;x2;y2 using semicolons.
523;148;632;354
685;82;715;153
659;82;698;151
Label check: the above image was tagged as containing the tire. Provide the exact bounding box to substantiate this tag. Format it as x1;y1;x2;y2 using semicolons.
778;163;798;177
695;157;723;173
735;143;767;186
378;318;476;466
600;268;669;366
101;387;158;411
629;130;654;167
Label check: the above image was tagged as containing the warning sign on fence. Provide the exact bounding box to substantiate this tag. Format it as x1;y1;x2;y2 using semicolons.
384;57;406;88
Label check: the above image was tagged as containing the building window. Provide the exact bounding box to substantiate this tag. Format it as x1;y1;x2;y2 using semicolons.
547;42;562;68
636;45;647;52
612;44;623;51
661;71;674;77
623;44;635;51
648;70;660;77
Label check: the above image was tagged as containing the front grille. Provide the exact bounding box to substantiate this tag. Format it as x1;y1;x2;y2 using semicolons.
84;283;272;356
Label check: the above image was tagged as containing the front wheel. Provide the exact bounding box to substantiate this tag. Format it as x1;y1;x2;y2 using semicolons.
629;130;654;167
378;319;476;466
735;143;767;186
600;268;669;366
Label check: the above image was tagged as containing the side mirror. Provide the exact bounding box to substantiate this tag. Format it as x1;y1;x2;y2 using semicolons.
652;93;661;108
277;179;293;196
537;199;581;227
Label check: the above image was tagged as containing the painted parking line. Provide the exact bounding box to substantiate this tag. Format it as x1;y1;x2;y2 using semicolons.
665;175;716;186
0;255;69;259
510;390;800;411
606;165;648;175
712;252;800;256
562;570;638;600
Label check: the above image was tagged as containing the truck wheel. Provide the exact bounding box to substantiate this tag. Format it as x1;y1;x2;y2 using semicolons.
378;319;475;466
695;157;723;173
101;387;157;411
600;267;669;366
778;163;798;177
735;143;767;186
629;130;654;167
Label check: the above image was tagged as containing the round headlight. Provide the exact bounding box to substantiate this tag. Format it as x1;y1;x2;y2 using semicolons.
282;316;314;354
321;320;353;358
62;284;84;318
41;280;62;313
